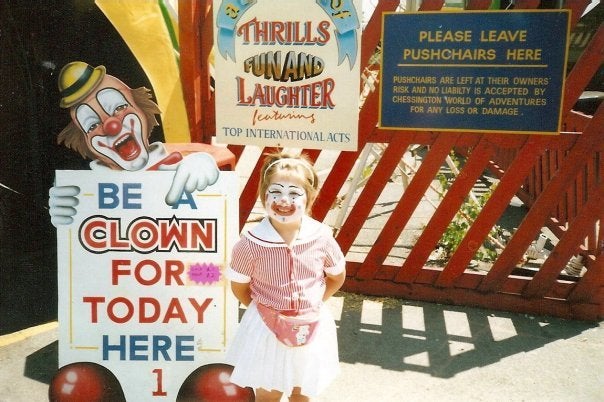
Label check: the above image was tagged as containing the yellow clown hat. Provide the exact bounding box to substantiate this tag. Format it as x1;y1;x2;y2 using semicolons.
58;62;106;108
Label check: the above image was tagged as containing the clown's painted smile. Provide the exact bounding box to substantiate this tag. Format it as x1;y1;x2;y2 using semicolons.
88;112;146;169
265;181;307;224
97;125;141;161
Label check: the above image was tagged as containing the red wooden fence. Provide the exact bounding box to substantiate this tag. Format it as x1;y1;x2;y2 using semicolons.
179;0;603;321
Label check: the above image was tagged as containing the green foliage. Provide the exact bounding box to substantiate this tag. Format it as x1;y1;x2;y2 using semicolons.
436;154;508;263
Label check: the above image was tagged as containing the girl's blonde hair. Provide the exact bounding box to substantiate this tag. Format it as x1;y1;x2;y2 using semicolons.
259;151;319;213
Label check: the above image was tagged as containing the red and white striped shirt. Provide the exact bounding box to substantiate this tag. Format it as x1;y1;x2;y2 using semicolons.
226;216;345;311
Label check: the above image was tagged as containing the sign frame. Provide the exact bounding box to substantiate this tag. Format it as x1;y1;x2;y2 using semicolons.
55;170;240;401
213;0;362;151
379;10;571;135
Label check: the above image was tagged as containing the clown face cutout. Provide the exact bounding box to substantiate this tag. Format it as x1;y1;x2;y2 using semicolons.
265;180;308;224
70;75;151;171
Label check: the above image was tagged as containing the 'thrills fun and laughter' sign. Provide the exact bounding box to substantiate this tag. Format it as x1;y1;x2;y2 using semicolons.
213;0;362;151
56;171;239;401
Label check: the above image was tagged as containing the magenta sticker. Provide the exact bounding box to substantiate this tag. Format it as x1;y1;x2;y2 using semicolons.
188;262;221;285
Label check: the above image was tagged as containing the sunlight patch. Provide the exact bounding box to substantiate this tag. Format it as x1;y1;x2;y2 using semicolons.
488;316;518;341
402;304;425;332
326;295;344;321
449;340;475;356
403;351;430;367
361;300;383;326
444;310;472;338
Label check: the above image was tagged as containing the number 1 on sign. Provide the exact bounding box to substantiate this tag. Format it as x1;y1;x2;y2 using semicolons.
152;368;167;396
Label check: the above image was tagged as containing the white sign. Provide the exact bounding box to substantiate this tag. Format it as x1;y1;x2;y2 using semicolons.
55;171;239;401
214;0;362;151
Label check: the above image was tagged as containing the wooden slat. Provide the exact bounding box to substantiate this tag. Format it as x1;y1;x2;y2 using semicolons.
199;0;216;143
553;106;603;304
564;110;592;133
227;144;245;162
312;150;360;220
573;171;581;221
418;0;444;11
302;149;321;163
568;254;603;303
564;24;604;114
526;164;536;205
567;0;592;27
480;108;604;293
538;150;546;194
178;0;203;142
336;137;412;254
360;0;400;71
356;134;459;280
396;138;496;283
312;95;379;220
524;181;604;297
341;275;599;321
551;150;562;223
437;136;548;287
585;156;597;251
465;0;494;10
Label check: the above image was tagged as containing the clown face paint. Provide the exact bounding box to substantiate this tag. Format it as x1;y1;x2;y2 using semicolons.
74;85;149;171
265;181;307;224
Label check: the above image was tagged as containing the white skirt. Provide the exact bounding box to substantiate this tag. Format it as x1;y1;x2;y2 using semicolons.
225;302;340;397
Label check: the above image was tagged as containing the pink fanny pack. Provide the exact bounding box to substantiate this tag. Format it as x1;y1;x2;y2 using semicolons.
256;303;321;347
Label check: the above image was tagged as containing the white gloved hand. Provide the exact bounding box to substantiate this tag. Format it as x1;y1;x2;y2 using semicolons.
49;185;80;227
159;152;220;205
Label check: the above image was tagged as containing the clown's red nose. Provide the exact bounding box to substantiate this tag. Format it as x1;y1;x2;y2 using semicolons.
103;117;122;136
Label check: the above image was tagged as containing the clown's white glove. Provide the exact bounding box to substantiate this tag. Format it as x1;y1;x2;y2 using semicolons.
49;185;80;227
159;152;220;205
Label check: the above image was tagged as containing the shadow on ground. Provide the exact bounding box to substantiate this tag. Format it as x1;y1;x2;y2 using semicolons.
22;293;598;385
24;340;58;384
335;293;597;378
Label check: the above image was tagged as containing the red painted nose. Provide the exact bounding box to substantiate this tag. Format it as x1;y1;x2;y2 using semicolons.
103;117;122;136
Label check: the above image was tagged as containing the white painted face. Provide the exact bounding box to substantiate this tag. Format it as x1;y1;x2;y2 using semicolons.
264;180;307;224
71;75;151;171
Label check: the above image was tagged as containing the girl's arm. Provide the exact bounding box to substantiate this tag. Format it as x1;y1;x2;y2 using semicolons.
323;271;346;302
231;281;252;307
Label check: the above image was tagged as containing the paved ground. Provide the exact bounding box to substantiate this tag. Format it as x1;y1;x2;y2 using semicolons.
1;291;602;402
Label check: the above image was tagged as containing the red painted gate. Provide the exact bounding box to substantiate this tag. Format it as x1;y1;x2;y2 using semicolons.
178;0;603;321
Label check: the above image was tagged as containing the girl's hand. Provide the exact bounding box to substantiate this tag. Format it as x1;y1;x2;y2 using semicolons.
231;281;252;307
323;271;346;302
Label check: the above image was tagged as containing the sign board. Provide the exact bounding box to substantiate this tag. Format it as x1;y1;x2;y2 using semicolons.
56;171;239;401
213;0;362;151
379;10;570;134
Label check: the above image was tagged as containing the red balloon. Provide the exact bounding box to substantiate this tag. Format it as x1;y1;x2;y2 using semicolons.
177;363;255;402
49;362;125;402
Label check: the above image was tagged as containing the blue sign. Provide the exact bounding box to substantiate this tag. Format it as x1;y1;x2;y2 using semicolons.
379;10;570;134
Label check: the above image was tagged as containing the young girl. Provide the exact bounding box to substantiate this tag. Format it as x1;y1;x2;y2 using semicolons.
225;152;346;401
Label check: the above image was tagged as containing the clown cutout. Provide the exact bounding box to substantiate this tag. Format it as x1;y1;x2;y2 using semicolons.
49;62;219;226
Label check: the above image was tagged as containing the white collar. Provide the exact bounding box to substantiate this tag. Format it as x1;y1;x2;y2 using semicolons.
244;216;330;247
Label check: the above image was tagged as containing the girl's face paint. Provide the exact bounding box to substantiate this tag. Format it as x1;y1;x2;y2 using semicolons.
265;180;307;224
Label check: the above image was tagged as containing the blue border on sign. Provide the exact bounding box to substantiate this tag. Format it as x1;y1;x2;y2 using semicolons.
378;10;571;135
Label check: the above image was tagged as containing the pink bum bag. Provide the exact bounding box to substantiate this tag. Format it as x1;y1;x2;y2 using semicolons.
256;303;321;347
